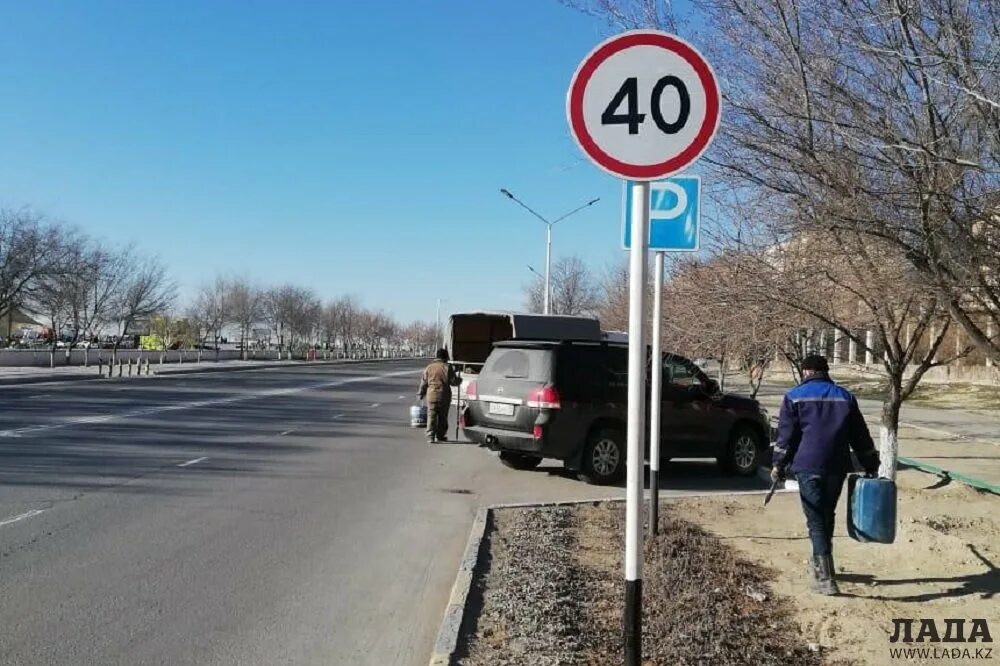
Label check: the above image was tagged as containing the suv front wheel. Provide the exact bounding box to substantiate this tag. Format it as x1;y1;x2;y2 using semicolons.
721;425;762;476
579;428;626;485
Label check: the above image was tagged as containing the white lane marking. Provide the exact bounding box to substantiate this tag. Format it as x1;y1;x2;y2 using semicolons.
279;429;294;436
370;403;381;408
0;508;47;528
0;369;418;437
178;456;208;467
397;395;405;400
331;414;344;420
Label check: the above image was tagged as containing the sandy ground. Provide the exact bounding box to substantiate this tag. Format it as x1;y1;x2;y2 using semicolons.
835;380;1000;412
674;469;999;665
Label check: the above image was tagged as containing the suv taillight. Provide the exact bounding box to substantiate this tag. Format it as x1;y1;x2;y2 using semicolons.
465;380;478;400
526;386;561;409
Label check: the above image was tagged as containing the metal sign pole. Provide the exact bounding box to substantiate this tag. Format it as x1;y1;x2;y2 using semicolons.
624;180;649;666
649;250;664;537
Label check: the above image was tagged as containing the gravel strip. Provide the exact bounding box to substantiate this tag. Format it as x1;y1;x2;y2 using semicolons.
456;502;827;665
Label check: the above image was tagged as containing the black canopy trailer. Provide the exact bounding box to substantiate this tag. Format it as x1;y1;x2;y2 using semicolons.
446;311;602;382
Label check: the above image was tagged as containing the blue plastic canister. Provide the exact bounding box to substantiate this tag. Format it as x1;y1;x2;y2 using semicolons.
409;405;427;428
847;474;897;544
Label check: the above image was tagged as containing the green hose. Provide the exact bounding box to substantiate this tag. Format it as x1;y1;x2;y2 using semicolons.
897;456;1000;495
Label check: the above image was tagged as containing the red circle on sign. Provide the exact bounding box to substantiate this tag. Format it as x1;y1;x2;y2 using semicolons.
567;31;721;180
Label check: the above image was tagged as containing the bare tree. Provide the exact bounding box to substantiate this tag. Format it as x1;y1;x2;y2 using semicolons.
559;0;676;31
733;225;969;477
264;285;321;358
356;309;378;359
692;0;1000;363
30;232;82;367
109;254;176;365
228;278;263;360
191;277;230;361
659;253;805;394
0;209;74;343
596;261;631;332
149;313;177;364
76;247;129;366
287;289;321;354
571;0;999;475
402;321;437;357
524;255;601;316
331;295;360;358
320;301;341;353
264;286;291;358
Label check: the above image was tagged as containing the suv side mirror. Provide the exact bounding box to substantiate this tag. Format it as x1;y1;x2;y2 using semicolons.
704;379;721;396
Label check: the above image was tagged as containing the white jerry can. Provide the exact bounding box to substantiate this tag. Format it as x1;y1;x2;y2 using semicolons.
409;404;427;428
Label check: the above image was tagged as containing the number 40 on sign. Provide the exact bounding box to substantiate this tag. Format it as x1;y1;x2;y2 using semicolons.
567;31;721;181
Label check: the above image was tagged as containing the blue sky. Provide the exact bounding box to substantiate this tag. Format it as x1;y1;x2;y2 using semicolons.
1;1;689;323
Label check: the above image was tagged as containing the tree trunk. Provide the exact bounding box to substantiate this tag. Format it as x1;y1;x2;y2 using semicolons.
878;381;902;480
748;360;766;399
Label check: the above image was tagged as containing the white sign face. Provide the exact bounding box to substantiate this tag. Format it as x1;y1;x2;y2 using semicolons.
567;31;721;181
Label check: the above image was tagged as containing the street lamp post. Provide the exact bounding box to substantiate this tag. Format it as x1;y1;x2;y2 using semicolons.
436;298;448;350
500;188;600;315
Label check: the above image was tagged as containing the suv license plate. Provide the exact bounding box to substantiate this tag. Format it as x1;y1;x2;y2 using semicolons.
488;402;515;416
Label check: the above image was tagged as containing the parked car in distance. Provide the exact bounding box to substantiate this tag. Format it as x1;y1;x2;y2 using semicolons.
461;340;770;485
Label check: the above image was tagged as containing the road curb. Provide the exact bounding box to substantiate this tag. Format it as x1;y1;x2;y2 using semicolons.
429;507;489;666
428;487;796;666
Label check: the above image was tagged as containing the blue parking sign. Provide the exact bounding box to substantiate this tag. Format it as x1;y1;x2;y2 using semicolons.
622;176;700;251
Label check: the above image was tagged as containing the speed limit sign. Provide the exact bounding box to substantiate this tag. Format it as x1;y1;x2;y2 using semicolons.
567;31;721;180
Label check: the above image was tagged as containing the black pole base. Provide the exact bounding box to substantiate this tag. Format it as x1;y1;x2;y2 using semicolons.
649;469;659;536
625;578;642;666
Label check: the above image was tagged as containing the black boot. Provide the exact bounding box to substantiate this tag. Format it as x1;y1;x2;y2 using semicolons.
813;555;840;595
807;558;820;591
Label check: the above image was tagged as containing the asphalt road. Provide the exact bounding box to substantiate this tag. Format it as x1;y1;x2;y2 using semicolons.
0;361;766;666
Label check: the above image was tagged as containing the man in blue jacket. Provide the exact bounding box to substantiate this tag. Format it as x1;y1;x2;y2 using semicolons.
771;355;880;595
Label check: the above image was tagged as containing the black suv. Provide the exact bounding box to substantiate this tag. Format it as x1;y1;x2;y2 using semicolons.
461;340;770;485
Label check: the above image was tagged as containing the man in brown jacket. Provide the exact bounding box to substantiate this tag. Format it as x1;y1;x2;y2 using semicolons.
418;348;459;443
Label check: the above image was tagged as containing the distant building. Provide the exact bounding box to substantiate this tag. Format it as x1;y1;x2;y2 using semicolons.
0;307;44;339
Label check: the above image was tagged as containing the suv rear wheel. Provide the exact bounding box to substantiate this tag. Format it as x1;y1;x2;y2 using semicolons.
721;425;762;476
498;451;543;471
579;428;625;485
